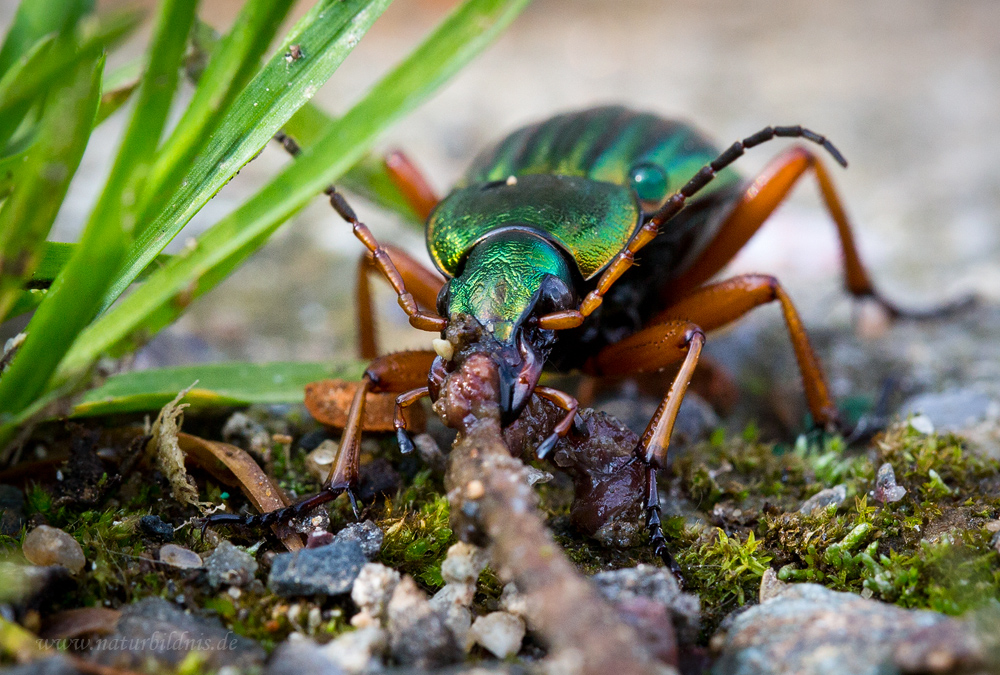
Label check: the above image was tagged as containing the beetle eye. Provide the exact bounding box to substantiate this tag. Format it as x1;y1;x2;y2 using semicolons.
534;274;574;316
436;281;452;316
629;162;668;205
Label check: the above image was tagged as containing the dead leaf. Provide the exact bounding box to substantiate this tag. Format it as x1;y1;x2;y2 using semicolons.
147;385;207;511
177;433;303;552
40;608;120;640
305;379;426;431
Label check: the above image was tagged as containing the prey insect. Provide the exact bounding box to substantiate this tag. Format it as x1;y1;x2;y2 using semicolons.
205;106;964;566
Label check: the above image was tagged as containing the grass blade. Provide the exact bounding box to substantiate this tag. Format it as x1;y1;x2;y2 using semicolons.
0;0;93;77
61;0;532;382
0;0;196;418
72;360;367;417
99;0;392;314
0;56;101;322
139;0;294;223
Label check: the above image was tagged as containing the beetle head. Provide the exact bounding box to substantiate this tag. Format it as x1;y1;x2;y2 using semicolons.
433;229;575;424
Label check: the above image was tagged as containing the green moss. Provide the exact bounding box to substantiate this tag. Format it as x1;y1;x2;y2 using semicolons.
676;528;772;620
377;471;454;590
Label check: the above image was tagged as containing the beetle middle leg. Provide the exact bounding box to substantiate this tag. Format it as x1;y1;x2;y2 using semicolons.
663;145;974;318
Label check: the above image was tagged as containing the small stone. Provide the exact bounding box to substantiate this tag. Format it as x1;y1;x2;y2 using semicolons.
591;564;701;644
985;520;1000;533
469;611;525;659
159;544;203;569
223;412;272;458
22;525;85;574
386;576;460;668
93;597;264;669
305;440;338;483
268;541;366;597
429;585;474;650
900;389;993;432
204;541;258;589
0;485;25;536
758;567;791;602
322;626;388;674
798;484;847;513
267;639;345;675
614;596;678;667
871;462;907;504
440;542;489;587
332;520;383;560
139;515;174;542
499;582;529;621
351;563;401;625
306;531;335;548
908;414;935;435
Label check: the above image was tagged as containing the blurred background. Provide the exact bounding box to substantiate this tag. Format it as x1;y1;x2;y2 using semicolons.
3;0;998;379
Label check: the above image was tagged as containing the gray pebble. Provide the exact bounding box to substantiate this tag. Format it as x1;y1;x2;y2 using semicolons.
204;541;258;589
266;639;345;675
22;525;85;574
591;564;701;644
158;544;202;569
332;520;384;561
798;484;847;514
91;597;265;669
268;541;366;597
899;389;994;432
871;462;907;504
713;583;988;675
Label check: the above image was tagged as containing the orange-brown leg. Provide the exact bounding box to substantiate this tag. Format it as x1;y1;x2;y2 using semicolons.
651;273;839;430
204;351;436;531
385;150;439;220
665;146;971;317
356;246;445;359
589;320;706;576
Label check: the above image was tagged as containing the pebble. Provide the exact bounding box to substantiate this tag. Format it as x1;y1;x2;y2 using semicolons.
332;520;384;560
469;612;525;659
0;484;25;536
440;542;489;589
322;626;388;674
139;515;175;542
386;576;460;668
900;389;994;432
591;564;701;644
871;462;907;504
712;583;987;675
908;414;935;435
798;484;847;514
22;525;86;574
91;597;265;670
159;544;203;569
266;639;346;675
305;441;339;483
204;541;258;588
222;411;272;457
351;563;401;626
268;541;366;597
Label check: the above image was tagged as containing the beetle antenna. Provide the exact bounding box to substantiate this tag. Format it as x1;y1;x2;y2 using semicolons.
536;125;851;329
271;131;447;333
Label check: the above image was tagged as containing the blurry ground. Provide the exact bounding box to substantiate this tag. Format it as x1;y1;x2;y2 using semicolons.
5;0;1000;421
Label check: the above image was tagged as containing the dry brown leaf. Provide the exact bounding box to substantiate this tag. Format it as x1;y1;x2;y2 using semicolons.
40;608;120;640
177;433;303;552
147;385;207;511
305;379;425;431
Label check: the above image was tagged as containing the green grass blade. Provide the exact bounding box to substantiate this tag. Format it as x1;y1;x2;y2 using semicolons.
95;57;142;125
0;0;93;78
72;360;367;417
0;0;195;418
0;11;138;115
139;0;294;224
24;241;172;288
99;0;392;314
0;56;101;323
61;0;532;381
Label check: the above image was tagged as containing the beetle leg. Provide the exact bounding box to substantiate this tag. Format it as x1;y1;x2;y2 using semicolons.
394;386;430;454
532;386;579;459
385;150;439;220
356;246;445;359
664;146;975;317
590;320;705;575
205;352;435;533
650;273;840;430
273;130;447;334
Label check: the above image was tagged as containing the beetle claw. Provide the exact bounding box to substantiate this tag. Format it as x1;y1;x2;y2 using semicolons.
396;428;415;454
535;433;558;460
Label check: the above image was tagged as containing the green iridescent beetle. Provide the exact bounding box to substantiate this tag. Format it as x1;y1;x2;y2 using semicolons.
209;106;963;568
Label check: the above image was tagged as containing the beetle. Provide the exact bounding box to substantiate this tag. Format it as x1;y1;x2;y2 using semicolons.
206;106;964;562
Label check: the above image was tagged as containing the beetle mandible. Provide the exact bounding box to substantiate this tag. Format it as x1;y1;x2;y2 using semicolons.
207;106;963;563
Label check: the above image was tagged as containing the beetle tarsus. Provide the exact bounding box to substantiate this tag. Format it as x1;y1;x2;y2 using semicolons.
396;427;415;454
535;432;559;460
645;466;684;586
